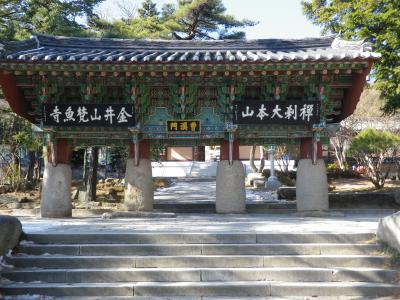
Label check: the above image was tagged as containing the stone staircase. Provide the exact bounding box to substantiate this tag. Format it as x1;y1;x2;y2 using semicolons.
1;232;400;298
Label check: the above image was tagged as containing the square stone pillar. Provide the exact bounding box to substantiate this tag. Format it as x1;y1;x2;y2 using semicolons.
124;141;153;211
216;140;246;213
41;139;73;218
296;138;328;211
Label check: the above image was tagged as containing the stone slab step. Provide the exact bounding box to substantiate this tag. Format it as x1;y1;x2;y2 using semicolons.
2;267;398;283
5;281;395;297
25;233;375;245
5;297;398;300
16;243;381;256
0;283;134;297
6;255;390;269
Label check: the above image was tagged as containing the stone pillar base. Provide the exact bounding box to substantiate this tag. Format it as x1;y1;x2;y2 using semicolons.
216;160;246;213
296;159;329;211
41;163;72;218
124;158;153;211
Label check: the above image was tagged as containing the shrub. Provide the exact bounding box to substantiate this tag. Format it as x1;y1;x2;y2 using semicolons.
326;161;361;179
349;128;400;189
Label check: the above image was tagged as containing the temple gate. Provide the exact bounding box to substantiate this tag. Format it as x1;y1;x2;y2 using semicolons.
0;34;379;217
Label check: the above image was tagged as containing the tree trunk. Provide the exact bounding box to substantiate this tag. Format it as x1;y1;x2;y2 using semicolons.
33;149;41;184
257;146;265;173
26;150;35;183
86;147;99;202
82;148;88;187
249;145;257;173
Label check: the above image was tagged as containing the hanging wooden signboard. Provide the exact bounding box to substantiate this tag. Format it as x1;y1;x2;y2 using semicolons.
42;104;135;127
167;120;201;133
232;100;320;125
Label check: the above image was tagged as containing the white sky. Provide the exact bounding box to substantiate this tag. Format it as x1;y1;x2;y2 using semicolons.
96;0;323;39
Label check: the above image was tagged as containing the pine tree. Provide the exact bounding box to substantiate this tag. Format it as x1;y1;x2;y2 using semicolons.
138;0;158;18
302;0;400;114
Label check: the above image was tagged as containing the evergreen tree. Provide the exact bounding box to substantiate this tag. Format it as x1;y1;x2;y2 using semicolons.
302;0;400;114
0;0;104;40
138;0;158;18
170;0;257;40
94;0;256;40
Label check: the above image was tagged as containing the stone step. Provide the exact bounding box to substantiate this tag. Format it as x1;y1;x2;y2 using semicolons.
2;267;398;283
6;255;390;269
0;283;134;297
133;281;400;297
25;232;375;245
2;281;400;297
9;297;400;300
16;243;381;256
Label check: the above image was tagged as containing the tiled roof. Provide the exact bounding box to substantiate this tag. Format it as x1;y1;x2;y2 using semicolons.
0;34;381;63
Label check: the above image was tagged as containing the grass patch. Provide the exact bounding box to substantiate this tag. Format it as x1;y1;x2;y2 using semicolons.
381;244;400;267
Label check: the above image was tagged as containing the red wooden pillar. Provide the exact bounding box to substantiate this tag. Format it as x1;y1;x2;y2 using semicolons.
47;138;73;165
220;140;240;161
300;137;323;160
128;140;151;160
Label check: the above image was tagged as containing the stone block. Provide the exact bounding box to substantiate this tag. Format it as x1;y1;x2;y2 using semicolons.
0;215;22;256
17;244;80;255
124;158;153;211
278;187;296;200
66;269;200;283
216;160;245;213
270;282;400;297
79;244;201;256
253;179;266;188
0;283;134;297
296;159;329;211
40;163;72;218
377;211;400;251
136;256;264;268
133;282;269;297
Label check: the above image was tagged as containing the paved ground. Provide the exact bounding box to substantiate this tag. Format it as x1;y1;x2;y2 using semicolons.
154;178;278;204
18;212;389;235
5;177;396;235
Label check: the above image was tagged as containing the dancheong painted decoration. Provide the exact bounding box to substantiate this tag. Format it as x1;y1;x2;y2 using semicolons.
0;34;380;149
0;33;380;217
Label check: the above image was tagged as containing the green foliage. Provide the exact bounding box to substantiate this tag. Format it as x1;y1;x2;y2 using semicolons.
349;128;400;189
95;0;257;40
302;0;400;114
381;244;400;267
108;147;128;171
171;0;257;40
138;0;158;18
326;161;361;179
0;107;42;190
0;0;104;40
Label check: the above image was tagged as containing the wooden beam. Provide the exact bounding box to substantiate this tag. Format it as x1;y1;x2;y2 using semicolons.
0;72;34;122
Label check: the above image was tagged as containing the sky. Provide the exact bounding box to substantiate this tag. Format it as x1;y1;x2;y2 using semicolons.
96;0;323;39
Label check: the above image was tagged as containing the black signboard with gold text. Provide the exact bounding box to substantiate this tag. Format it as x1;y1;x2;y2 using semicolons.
42;104;135;127
167;120;200;133
233;100;320;125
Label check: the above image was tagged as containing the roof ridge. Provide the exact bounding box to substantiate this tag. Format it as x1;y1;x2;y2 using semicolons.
33;33;336;45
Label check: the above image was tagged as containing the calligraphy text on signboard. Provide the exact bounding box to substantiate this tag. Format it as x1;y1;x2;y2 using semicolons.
167;120;200;133
233;101;320;125
42;104;135;127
